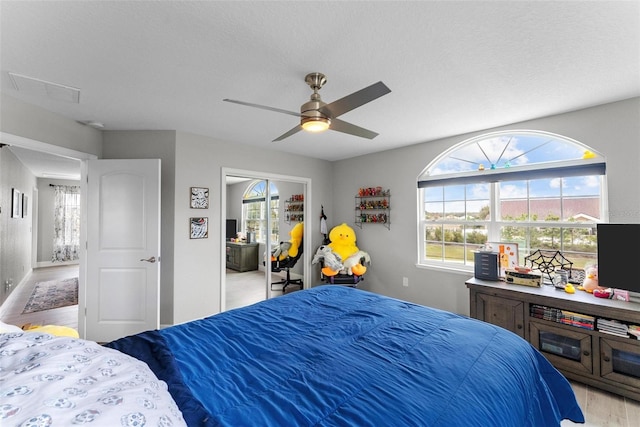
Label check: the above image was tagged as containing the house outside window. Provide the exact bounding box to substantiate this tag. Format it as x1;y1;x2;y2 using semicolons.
242;180;279;244
418;131;606;271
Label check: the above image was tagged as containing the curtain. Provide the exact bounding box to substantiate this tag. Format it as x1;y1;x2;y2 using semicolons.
52;185;81;262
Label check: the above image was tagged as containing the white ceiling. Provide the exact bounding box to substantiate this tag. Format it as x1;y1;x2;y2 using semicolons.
7;146;81;181
1;1;638;177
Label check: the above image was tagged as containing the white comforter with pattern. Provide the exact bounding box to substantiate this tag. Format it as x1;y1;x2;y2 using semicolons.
0;331;186;426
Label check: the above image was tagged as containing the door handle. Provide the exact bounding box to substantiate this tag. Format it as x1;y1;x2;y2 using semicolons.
140;256;156;263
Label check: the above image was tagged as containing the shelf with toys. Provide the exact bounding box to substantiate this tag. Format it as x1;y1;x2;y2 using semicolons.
355;187;390;229
285;194;304;224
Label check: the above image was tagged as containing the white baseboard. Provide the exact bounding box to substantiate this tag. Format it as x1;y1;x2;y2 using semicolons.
37;260;80;268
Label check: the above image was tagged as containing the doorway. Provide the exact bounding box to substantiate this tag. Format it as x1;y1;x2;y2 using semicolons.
221;168;311;312
0;131;97;331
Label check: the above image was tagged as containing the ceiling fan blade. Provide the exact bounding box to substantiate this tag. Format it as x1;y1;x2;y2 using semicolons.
223;99;300;117
320;81;391;118
330;118;379;139
273;125;303;142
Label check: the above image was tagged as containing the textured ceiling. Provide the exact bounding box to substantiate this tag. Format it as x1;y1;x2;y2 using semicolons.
1;1;638;173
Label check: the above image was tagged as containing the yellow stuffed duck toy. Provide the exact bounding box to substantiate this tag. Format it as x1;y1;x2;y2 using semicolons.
272;222;303;261
321;223;370;277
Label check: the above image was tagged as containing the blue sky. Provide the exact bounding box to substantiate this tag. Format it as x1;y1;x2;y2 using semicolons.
430;133;596;174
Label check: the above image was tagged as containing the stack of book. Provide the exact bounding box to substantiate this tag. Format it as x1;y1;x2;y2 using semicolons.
531;304;562;322
530;305;595;330
559;310;596;330
596;318;629;338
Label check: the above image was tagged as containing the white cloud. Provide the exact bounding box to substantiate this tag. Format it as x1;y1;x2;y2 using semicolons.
499;183;526;198
550;178;562;188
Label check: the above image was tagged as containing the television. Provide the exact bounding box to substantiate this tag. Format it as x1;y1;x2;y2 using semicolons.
597;223;640;296
226;218;238;240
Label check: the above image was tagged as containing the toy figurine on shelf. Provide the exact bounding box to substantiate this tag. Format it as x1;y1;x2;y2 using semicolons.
579;265;604;293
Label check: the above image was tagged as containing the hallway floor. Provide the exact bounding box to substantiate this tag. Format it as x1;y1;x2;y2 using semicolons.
0;264;79;330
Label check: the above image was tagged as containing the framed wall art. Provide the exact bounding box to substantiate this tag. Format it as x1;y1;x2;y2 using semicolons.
190;187;209;209
11;188;22;218
22;193;28;218
190;217;208;239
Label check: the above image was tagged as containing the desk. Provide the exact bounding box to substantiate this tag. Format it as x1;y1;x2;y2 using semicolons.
226;242;259;272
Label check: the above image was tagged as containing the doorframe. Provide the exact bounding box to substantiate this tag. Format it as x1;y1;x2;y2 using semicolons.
0;131;97;337
220;167;312;312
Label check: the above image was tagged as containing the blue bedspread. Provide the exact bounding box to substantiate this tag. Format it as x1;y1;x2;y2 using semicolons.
107;285;584;426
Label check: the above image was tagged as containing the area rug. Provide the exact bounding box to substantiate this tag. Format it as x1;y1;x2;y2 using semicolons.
22;277;79;314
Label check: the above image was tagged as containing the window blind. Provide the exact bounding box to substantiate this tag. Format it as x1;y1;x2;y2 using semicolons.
417;160;605;188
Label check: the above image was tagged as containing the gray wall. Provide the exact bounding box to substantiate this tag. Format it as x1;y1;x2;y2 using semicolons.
226;181;246;232
0;148;36;303
0;94;102;157
331;97;640;315
172;131;332;323
1;93;638;324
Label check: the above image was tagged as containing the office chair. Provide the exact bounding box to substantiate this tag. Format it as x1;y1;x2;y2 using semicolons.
270;239;303;293
321;254;367;287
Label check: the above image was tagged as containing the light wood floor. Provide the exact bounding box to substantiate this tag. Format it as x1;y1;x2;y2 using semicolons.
0;266;296;328
2;266;638;426
0;264;80;329
225;268;297;310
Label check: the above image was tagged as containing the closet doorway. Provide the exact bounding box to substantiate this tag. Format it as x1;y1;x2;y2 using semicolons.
221;168;311;312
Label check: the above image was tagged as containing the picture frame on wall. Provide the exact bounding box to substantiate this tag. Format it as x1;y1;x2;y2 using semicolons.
190;187;209;209
22;193;28;218
190;217;208;239
11;188;21;218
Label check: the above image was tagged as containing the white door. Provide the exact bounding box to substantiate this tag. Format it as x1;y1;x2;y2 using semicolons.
84;159;161;342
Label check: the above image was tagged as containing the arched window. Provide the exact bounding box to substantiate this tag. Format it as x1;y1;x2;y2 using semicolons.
417;130;606;270
242;180;279;244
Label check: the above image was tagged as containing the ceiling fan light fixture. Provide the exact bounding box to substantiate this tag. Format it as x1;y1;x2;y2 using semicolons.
301;116;331;132
224;72;390;141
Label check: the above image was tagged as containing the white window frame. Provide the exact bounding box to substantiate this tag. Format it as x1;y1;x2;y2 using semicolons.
242;180;279;244
417;130;607;272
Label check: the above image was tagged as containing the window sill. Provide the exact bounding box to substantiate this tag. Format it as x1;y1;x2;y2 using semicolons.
416;262;474;277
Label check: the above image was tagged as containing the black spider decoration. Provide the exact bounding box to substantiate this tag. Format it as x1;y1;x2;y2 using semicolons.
525;250;574;285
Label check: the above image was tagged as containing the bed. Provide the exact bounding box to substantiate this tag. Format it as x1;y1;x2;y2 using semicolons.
0;327;185;426
2;286;584;426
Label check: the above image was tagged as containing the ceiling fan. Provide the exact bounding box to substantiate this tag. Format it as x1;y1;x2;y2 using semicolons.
223;72;391;142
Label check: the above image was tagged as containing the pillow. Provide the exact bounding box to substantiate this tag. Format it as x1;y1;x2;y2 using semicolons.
22;324;80;338
0;320;23;333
